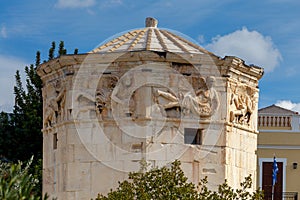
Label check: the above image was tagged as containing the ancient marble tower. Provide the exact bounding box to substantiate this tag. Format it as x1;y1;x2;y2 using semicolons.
37;18;263;199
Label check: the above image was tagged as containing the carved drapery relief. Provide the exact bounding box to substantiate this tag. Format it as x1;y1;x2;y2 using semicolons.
44;80;66;127
95;76;118;116
154;76;219;118
155;89;180;109
71;73;222;121
73;74;135;120
229;83;256;125
110;73;135;117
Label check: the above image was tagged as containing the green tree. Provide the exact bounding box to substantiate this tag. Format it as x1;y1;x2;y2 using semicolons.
48;41;55;60
0;158;52;200
74;48;78;55
6;51;44;196
197;175;264;200
0;41;77;197
58;41;67;56
95;160;264;200
0;157;38;199
1;41;77;162
0;112;14;160
11;51;43;162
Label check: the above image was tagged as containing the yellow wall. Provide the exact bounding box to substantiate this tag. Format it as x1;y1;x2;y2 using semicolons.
257;148;300;194
257;128;300;194
258;131;300;146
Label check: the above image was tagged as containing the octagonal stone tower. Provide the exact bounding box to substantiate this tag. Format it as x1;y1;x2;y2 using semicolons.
37;18;263;199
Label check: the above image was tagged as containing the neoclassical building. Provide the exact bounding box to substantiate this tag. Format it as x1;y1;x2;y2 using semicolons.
257;104;300;199
37;18;263;199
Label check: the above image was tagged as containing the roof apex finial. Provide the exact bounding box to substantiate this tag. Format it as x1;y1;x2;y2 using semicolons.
145;17;158;28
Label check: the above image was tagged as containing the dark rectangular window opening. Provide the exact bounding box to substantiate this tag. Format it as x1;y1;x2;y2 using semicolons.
184;128;203;145
53;133;58;150
141;68;152;72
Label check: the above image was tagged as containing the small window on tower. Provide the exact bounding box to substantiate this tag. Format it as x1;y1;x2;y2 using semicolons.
53;133;58;150
184;128;202;145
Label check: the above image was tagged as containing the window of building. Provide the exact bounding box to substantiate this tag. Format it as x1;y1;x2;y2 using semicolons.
184;128;202;145
53;133;58;150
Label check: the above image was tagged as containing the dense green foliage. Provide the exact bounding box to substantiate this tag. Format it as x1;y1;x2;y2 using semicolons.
1;158;39;199
0;40;75;159
0;41;76;198
95;160;264;200
58;41;67;56
12;51;43;162
0;158;53;200
0;40;75;162
0;55;42;162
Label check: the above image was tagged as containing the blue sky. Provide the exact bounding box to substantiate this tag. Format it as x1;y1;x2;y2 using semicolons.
1;0;300;112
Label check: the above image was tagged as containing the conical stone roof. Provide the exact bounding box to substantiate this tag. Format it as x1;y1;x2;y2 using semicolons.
91;17;210;54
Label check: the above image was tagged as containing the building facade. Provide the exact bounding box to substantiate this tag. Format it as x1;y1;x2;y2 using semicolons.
257;104;300;199
37;18;263;199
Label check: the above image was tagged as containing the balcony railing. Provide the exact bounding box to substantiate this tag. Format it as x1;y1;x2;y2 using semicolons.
264;192;298;200
258;115;291;127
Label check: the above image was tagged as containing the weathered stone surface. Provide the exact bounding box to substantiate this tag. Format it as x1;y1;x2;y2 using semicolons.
65;162;90;191
39;18;263;199
91;161;126;196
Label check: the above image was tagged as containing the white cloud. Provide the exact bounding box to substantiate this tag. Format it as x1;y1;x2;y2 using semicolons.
205;27;282;72
55;0;96;8
1;25;7;38
197;35;205;44
0;55;28;113
275;100;300;113
98;0;123;9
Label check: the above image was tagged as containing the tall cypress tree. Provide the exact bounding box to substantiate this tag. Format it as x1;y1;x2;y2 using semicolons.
0;41;77;196
1;42;77;162
48;41;55;60
0;112;14;160
10;51;43;161
58;41;67;56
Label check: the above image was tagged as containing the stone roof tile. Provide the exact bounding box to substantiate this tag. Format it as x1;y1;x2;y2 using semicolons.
90;17;212;55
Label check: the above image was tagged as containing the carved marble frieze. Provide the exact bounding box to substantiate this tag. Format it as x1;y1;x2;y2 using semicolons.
229;82;257;126
96;75;119;116
44;80;66;128
83;71;222;120
154;76;220;118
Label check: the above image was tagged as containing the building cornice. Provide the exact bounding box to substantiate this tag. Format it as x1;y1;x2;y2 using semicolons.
258;145;300;150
